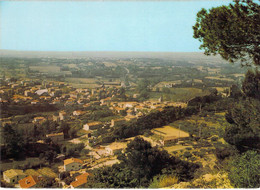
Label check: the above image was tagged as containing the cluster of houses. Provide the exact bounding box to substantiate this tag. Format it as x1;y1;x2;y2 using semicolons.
0;78;186;108
3;157;89;188
1;78;191;188
0;76;187;132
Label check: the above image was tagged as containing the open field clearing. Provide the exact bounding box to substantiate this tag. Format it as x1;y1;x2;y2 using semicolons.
151;67;162;69
65;78;101;88
205;76;234;82
66;78;98;84
170;112;228;131
102;62;117;67
63;64;78;68
29;66;60;73
232;73;244;77
149;87;210;102
164;144;192;153
66;83;99;88
185;119;222;128
193;79;203;83
213;87;229;92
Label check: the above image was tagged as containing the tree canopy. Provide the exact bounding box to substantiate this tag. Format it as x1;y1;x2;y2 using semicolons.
1;124;25;159
229;151;260;188
242;69;260;99
193;0;260;66
224;98;260;152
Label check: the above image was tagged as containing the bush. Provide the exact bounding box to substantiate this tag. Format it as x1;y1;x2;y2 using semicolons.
211;136;218;142
1;181;14;188
183;151;192;159
188;156;197;162
60;171;70;180
215;147;237;160
64;176;74;185
149;175;178;188
193;150;206;158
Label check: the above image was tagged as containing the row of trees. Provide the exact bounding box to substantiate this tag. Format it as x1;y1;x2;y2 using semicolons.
111;106;197;140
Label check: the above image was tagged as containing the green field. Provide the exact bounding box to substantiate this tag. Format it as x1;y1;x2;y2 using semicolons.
66;78;98;84
65;78;99;88
65;77;122;88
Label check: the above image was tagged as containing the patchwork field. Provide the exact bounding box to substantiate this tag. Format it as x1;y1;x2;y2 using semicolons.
29;66;61;73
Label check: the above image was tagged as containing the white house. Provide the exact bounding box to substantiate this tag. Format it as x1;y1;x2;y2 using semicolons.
83;122;102;131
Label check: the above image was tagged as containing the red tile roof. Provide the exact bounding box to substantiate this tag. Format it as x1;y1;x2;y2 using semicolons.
19;175;40;188
70;173;89;188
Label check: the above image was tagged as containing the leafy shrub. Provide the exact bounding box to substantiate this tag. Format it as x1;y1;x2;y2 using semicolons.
149;175;178;188
60;171;70;180
211;136;218;142
188;156;197;162
215;146;237;160
64;176;74;185
193;150;206;158
183;151;192;159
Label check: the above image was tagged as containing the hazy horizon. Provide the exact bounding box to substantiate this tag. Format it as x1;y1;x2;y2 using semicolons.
0;49;227;62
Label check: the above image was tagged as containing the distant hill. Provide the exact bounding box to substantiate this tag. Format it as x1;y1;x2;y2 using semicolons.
0;50;228;64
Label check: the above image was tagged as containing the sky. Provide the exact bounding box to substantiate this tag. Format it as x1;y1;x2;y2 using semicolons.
0;1;231;52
